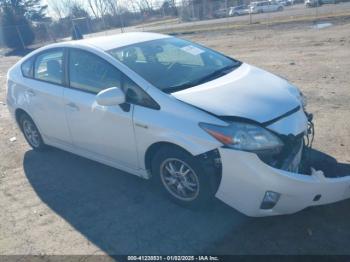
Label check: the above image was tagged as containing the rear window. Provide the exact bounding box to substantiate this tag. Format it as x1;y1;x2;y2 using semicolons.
21;57;34;78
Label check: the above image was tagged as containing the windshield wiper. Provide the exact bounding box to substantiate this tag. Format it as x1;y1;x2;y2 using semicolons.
193;64;238;86
164;64;239;94
163;83;196;93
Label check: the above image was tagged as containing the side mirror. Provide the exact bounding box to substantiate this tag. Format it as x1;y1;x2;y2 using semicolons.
96;87;125;106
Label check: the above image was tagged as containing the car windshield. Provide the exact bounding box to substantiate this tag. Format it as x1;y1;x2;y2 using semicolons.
108;37;241;93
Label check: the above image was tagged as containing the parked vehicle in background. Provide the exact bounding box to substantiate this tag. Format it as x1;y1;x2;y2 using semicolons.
277;0;294;5
320;0;338;4
250;1;284;13
277;0;288;5
229;5;250;16
213;8;228;18
305;0;337;7
305;0;321;7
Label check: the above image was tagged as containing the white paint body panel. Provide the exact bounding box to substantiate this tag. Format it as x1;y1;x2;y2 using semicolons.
63;88;139;169
216;148;350;217
6;32;350;217
172;63;301;124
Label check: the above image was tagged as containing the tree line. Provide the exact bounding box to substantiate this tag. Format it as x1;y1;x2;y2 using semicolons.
0;0;237;50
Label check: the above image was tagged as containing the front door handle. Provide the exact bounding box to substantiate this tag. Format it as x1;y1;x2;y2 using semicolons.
66;102;79;111
135;122;148;129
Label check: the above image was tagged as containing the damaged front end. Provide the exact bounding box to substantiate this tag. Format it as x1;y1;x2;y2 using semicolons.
214;110;350;217
258;111;314;174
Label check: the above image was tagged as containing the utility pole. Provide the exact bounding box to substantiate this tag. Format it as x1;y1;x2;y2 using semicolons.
249;0;252;24
191;0;195;19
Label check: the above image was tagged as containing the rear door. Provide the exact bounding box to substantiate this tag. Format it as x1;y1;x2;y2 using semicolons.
23;48;71;145
63;48;139;168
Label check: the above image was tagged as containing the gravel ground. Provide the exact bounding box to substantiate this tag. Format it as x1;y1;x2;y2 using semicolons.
0;17;350;255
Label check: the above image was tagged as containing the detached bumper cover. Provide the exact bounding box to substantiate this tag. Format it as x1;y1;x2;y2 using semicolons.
215;148;350;217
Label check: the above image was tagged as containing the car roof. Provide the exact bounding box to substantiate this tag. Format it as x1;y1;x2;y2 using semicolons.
45;32;170;52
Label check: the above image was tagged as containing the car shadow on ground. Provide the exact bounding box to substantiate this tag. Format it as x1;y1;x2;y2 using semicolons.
23;148;245;255
23;147;350;255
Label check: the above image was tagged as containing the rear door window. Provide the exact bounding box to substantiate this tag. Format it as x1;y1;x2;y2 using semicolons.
21;57;34;78
34;49;64;85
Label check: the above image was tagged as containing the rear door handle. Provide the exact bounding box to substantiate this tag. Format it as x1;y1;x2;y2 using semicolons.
26;89;36;96
66;102;79;111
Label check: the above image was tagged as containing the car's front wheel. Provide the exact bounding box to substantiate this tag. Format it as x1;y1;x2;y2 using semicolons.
19;113;46;151
152;146;218;207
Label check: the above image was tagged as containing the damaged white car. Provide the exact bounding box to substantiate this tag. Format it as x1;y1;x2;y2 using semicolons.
6;32;350;216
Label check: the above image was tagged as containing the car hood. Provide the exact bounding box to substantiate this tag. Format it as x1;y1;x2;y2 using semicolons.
172;63;301;124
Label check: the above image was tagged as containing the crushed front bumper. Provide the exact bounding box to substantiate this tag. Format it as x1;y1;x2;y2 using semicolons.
215;148;350;217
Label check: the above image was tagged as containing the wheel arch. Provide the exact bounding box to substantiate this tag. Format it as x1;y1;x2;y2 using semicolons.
14;108;42;135
144;142;191;173
15;108;29;128
144;141;222;188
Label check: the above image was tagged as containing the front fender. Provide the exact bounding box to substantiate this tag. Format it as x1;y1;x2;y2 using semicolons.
133;105;224;170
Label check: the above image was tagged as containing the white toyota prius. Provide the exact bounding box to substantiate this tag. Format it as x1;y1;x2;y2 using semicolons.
6;32;350;216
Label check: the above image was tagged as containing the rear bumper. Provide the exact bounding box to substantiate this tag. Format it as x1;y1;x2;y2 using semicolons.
215;148;350;217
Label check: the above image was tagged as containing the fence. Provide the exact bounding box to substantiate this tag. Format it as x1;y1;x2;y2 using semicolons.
1;0;350;51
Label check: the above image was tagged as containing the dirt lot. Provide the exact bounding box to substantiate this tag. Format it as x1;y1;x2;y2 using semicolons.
1;17;350;255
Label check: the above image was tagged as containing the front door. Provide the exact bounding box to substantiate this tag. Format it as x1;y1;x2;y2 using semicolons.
64;48;138;168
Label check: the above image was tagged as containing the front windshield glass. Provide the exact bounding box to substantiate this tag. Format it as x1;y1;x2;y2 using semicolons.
108;37;241;93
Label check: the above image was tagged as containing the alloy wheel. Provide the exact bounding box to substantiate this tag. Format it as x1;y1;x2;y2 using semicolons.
160;158;200;201
22;119;40;148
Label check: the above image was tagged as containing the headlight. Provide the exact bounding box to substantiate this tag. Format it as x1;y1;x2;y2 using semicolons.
199;122;284;152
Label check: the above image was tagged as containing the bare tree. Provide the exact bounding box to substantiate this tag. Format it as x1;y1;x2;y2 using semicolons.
49;0;65;19
105;0;118;16
123;0;139;14
132;0;154;13
87;0;108;18
49;0;87;19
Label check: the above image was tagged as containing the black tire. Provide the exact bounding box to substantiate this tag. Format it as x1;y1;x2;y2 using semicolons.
151;146;218;208
19;113;46;151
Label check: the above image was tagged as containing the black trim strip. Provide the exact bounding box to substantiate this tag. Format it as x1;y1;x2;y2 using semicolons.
261;105;301;127
218;106;301;127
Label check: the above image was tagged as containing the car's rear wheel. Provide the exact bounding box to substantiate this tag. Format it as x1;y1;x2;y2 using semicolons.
151;146;218;207
19;113;46;151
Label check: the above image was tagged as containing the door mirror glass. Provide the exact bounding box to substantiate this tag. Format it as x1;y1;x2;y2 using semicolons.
96;87;125;106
